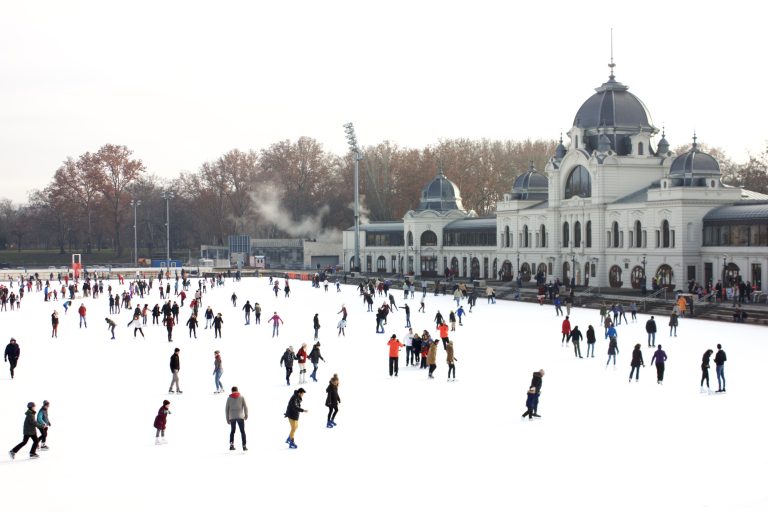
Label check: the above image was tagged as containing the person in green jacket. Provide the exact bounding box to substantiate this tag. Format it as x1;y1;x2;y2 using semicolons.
9;402;40;459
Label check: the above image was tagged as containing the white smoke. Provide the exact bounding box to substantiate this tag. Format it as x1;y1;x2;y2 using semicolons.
249;186;341;242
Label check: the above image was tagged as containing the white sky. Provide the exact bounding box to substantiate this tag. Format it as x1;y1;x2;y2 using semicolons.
1;0;766;201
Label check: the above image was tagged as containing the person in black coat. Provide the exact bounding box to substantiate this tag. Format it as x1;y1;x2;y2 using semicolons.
313;313;320;341
646;316;657;347
629;344;645;382
529;370;545;418
651;345;667;384
284;388;307;449
4;337;20;379
280;347;296;386
701;349;714;392
325;374;340;428
213;313;224;339
168;348;182;394
585;325;596;358
570;326;583;358
308;343;325;382
714;344;727;393
9;402;39;459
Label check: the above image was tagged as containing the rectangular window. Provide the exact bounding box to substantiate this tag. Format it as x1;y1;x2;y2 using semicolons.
687;265;696;281
732;225;749;246
607;231;612;248
619;232;624;248
655;230;660;248
591;263;596;278
391;255;397;272
705;262;713;285
752;263;762;290
629;232;634;248
671;230;675;248
642;230;647;248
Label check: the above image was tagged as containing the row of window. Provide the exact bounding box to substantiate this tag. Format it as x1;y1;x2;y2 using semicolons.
702;224;768;247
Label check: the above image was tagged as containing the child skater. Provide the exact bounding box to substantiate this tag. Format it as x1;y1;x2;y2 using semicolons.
153;399;171;444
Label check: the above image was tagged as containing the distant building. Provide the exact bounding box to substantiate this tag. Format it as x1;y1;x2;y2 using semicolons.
201;238;341;270
343;64;768;290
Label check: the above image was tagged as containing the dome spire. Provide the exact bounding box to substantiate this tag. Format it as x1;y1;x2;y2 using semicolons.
554;131;567;159
608;28;616;81
692;131;698;150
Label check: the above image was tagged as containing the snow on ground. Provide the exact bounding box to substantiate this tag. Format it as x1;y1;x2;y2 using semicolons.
0;276;766;512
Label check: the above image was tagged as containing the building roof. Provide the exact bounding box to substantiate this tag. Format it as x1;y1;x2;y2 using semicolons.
511;163;548;200
703;203;768;223
345;221;404;232
573;74;655;132
443;217;497;231
669;138;721;183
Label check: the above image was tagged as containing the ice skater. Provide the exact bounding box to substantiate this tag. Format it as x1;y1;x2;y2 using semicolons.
226;386;248;451
528;369;544;418
629;344;644;382
387;334;404;377
213;350;224;393
701;349;714;393
308;342;324;382
325;374;340;428
168;348;182;394
715;344;727;393
36;400;51;450
4;337;20;379
280;346;296;385
651;345;667;384
269;312;284;337
284;387;307;449
8;402;40;459
585;325;596;357
446;340;457;381
153;400;171;444
521;387;539;420
105;317;117;339
606;337;619;367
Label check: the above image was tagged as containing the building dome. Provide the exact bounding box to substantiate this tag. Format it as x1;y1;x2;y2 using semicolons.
416;169;465;212
510;162;548;200
574;76;655;132
668;136;721;186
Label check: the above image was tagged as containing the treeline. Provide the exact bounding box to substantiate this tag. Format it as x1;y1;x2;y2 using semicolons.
0;137;765;257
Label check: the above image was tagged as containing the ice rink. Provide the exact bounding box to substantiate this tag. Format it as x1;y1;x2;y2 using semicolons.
1;275;766;511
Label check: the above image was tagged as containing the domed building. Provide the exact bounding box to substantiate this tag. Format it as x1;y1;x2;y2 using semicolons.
344;61;768;291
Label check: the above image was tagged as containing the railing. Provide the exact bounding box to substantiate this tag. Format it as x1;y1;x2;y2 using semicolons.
639;287;668;312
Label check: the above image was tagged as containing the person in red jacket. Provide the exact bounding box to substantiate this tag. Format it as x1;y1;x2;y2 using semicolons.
153;400;171;444
78;303;87;328
387;334;404;377
296;343;308;384
164;315;175;342
561;316;571;346
438;322;450;349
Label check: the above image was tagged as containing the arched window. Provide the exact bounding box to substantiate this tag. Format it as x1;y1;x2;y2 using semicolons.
609;265;623;288
656;264;673;287
420;230;437;246
630;266;644;289
638;142;644;156
376;256;387;272
574;221;582;248
634;221;642;248
585;221;592;248
504;226;511;248
407;231;413;246
520;262;531;282
450;257;459;276
470;258;480;279
492;258;498;279
540;224;547;248
523;225;529;248
661;220;670;248
564;165;592;199
612;222;620;248
501;260;513;281
562;222;570;248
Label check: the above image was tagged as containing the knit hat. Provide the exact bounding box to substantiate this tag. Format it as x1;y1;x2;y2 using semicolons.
297;388;306;394
43;400;50;406
27;402;35;409
163;400;170;405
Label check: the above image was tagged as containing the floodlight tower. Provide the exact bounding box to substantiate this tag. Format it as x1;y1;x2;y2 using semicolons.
344;123;363;272
160;190;174;267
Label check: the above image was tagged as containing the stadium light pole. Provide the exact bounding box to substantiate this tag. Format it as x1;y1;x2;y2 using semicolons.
344;123;362;272
130;199;141;267
161;190;174;268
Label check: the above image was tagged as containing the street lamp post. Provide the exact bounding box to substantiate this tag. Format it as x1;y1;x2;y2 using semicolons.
570;250;576;289
722;254;728;288
130;199;141;268
344;123;363;272
641;254;647;296
161;190;174;269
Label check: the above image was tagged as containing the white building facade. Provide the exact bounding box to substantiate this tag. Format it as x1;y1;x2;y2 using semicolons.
343;66;768;291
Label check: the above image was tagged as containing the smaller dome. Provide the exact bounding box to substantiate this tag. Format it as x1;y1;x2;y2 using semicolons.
668;135;721;187
416;169;465;212
656;129;670;155
554;134;567;159
511;162;548;200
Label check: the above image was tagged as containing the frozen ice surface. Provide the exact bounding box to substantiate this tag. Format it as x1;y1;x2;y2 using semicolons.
0;277;766;511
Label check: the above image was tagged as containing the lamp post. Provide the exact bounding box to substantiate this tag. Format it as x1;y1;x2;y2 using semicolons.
722;254;728;288
130;199;141;268
344;123;362;272
570;250;576;289
161;190;174;268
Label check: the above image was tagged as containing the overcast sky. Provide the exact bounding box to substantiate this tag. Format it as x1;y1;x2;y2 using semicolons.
1;0;765;202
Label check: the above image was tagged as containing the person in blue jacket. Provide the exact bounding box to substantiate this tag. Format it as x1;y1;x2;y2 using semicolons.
36;400;52;450
554;295;563;316
456;305;465;326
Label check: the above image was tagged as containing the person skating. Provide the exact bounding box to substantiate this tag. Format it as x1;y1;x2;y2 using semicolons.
606;337;619;367
325;374;340;428
561;316;571;346
701;349;714;393
284;387;307;449
269;312;284;337
438;321;450;349
521;387;539;420
585;325;596;358
403;303;411;327
164;315;175;342
231;292;237;307
446;340;457;381
646;316;657;347
456;305;465;326
226;386;248;451
186;313;198;339
387;334;404;377
153;400;171;444
242;300;253;325
411;331;422;367
168;348;182;394
51;310;59;338
36;400;51;450
4;337;20;379
127;313;145;338
78;303;87;328
9;402;40;459
629;344;644;382
308;342;325;382
213;313;224;339
715;344;727;393
651;345;667;384
213;350;224;393
669;312;678;337
570;325;583;358
254;302;261;324
313;313;320;341
529;370;545;418
337;318;346;337
434;310;444;329
204;306;214;329
105;317;117;340
280;346;296;385
427;339;439;379
297;343;308;384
